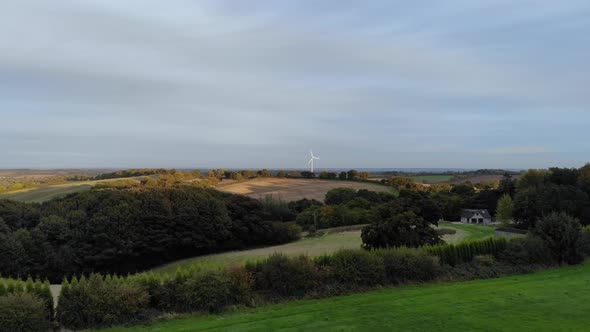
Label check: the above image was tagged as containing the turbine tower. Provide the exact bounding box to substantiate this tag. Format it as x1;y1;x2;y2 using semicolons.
308;150;320;173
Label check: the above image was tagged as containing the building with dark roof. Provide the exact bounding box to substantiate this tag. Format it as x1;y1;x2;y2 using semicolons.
460;209;492;225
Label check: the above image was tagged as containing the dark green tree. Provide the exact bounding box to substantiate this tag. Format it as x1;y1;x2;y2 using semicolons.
361;211;442;249
533;212;582;265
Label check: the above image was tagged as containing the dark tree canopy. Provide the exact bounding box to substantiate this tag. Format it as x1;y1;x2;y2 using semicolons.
0;187;299;282
361;211;442;249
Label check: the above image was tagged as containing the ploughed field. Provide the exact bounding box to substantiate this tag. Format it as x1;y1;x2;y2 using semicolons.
100;261;590;332
217;178;395;202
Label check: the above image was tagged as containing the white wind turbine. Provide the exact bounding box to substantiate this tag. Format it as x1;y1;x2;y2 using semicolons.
308;150;320;173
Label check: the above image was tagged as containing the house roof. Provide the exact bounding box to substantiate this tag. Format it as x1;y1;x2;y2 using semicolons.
461;209;491;219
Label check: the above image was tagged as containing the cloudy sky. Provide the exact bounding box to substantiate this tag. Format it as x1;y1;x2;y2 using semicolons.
1;1;589;169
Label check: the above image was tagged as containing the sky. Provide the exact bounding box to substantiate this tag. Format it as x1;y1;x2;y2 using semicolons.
1;1;589;170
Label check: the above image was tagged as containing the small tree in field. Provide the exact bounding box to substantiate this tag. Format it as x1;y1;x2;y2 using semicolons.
495;194;513;226
533;212;582;265
361;211;442;249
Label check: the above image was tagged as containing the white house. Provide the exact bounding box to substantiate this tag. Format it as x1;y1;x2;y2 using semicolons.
460;209;492;225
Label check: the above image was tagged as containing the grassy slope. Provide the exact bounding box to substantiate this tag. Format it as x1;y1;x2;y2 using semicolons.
152;231;363;275
0;177;139;203
0;183;93;203
152;224;484;275
100;262;590;332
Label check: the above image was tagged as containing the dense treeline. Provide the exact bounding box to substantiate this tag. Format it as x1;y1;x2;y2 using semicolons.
0;187;300;282
512;166;590;228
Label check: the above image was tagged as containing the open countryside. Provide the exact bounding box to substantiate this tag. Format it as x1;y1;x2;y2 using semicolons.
2;2;590;331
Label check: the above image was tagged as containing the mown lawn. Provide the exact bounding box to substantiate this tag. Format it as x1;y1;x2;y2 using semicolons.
99;262;590;332
151;230;364;275
440;223;496;241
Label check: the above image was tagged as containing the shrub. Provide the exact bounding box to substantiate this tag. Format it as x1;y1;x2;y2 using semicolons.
179;271;241;313
499;236;554;266
425;238;507;266
247;254;318;297
533;212;582;265
57;274;150;330
579;226;590;257
0;292;51;332
330;249;385;286
269;222;302;244
377;248;440;284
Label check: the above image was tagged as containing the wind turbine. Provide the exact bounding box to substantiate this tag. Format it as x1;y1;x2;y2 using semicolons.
308;150;320;173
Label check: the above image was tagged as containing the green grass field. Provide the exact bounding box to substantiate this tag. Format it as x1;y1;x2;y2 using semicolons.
0;183;94;203
410;175;453;183
0;178;139;203
151;224;489;275
438;223;496;242
152;230;364;275
100;262;590;332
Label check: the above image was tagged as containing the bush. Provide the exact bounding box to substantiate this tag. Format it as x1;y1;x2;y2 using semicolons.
441;257;532;281
425;238;508;266
269;222;301;244
330;249;385;286
499;236;554;266
579;226;590;257
377;248;440;284
0;292;51;332
533;212;582;265
179;271;242;313
247;254;319;297
57;274;150;330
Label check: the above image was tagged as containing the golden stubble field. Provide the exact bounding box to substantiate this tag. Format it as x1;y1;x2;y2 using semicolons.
216;177;394;202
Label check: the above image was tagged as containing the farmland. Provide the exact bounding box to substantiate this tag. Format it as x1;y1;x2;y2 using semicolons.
217;178;395;202
99;261;590;332
151;223;488;275
410;175;453;183
0;182;94;203
0;178;138;203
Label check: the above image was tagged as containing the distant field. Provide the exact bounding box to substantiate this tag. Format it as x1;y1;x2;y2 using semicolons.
217;178;395;202
410;175;453;183
100;262;590;332
0;178;138;203
151;223;480;275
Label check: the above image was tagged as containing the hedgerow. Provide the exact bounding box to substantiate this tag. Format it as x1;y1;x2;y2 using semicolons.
0;278;53;332
424;237;508;266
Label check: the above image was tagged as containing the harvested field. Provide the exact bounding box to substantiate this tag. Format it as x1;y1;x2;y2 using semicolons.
217;178;395;202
